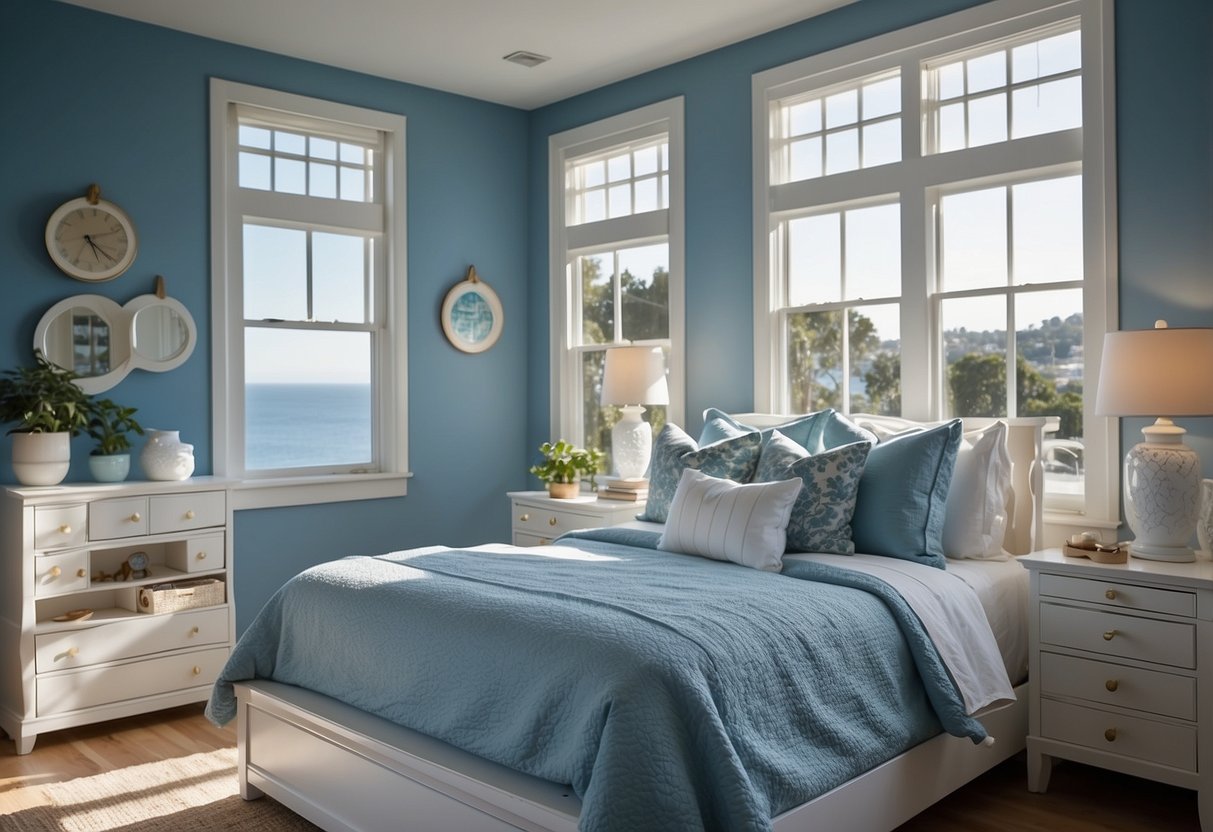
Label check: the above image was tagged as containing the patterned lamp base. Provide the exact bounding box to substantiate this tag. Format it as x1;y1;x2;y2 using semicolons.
1123;437;1201;562
611;405;652;480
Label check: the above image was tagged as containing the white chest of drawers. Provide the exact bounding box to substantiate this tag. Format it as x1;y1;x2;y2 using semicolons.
1022;550;1213;830
0;478;234;754
508;491;645;547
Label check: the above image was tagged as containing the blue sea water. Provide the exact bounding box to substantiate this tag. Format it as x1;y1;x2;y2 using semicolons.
246;383;372;470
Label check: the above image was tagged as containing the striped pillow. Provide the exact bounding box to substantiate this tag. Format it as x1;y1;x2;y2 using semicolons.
658;468;802;572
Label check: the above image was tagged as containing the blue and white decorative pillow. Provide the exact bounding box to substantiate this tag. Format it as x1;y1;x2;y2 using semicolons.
754;431;872;554
639;424;763;523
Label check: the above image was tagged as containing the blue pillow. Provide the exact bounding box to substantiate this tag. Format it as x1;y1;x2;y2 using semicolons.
850;419;963;569
754;431;871;554
818;411;877;452
699;408;828;452
639;424;763;523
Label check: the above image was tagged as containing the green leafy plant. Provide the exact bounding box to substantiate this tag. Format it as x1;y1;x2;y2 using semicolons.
86;398;144;456
529;440;605;488
0;352;91;435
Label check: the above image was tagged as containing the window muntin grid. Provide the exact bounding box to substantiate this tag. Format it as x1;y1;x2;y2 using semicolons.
238;124;376;202
566;139;669;225
924;23;1082;154
772;70;902;185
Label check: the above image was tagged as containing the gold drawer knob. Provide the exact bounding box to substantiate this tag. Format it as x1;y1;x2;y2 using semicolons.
192;666;201;676
189;626;200;637
185;510;196;520
548;517;558;527
539;538;550;545
1104;728;1117;742
59;524;72;535
129;512;141;523
1105;589;1117;600
519;513;530;522
76;568;86;578
1105;679;1119;692
1103;629;1118;641
66;647;79;658
196;551;207;561
49;566;62;578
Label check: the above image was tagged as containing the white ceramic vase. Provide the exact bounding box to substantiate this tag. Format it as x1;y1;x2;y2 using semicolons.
11;432;71;486
140;430;195;481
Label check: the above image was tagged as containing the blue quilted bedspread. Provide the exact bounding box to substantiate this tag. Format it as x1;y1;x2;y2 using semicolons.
208;527;983;832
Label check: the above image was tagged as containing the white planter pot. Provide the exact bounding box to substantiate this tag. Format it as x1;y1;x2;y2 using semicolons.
11;432;71;486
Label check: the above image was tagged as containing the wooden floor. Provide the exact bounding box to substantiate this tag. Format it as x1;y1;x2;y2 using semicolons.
0;705;1202;830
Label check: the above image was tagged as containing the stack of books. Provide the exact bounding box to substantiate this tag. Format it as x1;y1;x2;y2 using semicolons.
598;478;649;502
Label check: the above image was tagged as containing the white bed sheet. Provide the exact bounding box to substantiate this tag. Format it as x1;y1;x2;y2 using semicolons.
610;520;1026;710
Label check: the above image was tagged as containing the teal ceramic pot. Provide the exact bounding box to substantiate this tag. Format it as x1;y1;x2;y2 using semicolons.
89;453;131;483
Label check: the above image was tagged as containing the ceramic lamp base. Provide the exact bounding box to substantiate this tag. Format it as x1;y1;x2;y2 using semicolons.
1123;433;1200;563
611;405;652;480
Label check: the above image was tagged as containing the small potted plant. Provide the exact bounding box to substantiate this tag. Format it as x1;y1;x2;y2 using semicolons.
529;440;605;498
85;398;144;482
0;352;91;486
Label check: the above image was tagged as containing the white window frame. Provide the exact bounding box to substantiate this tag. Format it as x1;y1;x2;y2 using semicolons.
752;0;1118;532
210;79;410;509
548;98;686;451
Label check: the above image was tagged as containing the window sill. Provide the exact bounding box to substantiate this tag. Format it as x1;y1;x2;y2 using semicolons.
231;472;411;511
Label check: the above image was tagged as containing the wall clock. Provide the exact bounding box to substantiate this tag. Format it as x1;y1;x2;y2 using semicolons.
441;265;503;354
45;184;138;282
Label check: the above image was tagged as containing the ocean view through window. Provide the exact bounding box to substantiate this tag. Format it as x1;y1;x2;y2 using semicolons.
245;383;372;470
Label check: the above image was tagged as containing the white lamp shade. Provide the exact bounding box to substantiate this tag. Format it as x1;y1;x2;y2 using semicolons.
1095;324;1213;417
601;346;669;406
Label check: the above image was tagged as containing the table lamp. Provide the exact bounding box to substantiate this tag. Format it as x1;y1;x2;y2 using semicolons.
1094;321;1213;561
601;346;669;480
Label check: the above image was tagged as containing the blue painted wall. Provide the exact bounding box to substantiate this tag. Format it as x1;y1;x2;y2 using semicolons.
525;0;1213;472
2;0;529;631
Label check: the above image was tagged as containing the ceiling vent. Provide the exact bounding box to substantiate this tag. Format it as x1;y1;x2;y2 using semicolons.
503;50;551;68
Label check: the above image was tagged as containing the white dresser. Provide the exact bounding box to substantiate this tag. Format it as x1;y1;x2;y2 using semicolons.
508;491;644;546
0;478;234;754
1022;549;1212;830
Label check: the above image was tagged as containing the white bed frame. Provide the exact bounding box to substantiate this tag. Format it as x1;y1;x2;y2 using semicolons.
234;416;1047;832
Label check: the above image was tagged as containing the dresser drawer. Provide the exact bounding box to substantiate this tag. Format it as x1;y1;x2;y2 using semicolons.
1039;651;1196;721
1040;602;1195;668
35;607;230;672
513;531;553;547
90;497;149;540
34;550;89;597
166;533;225;573
1040;698;1197;771
33;505;87;551
150;491;226;534
513;506;601;539
36;646;228;716
1040;573;1196;617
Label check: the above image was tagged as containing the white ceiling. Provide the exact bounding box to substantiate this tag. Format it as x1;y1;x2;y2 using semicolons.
57;0;857;110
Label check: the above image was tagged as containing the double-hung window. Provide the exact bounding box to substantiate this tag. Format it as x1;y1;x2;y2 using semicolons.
754;0;1116;527
210;80;408;507
549;99;685;469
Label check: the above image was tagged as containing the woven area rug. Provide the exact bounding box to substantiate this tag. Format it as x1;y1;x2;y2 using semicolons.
1;747;318;831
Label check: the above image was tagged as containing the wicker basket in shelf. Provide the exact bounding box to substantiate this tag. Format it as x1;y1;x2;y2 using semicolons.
136;578;225;614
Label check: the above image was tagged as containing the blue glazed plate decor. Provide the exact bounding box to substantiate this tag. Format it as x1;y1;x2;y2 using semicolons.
442;265;503;354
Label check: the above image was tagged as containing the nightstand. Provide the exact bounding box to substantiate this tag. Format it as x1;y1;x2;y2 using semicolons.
507;491;645;546
1021;549;1212;830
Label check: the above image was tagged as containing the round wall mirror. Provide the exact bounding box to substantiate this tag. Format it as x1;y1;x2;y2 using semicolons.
34;292;197;393
33;295;128;394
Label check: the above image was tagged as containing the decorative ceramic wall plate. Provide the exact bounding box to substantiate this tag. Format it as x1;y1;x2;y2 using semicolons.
441;265;503;353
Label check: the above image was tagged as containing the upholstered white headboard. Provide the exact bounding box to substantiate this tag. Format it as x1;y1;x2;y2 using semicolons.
729;413;1047;556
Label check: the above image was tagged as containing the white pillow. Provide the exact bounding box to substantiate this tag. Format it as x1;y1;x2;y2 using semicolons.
658;468;802;572
943;421;1011;560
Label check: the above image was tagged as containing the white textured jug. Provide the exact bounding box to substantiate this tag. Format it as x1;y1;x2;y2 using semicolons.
140;429;195;481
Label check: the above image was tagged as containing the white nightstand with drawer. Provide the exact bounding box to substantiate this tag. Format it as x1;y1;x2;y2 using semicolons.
1021;549;1213;831
508;491;645;547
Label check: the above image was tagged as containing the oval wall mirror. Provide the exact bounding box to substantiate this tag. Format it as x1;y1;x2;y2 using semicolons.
34;292;198;393
33;295;129;394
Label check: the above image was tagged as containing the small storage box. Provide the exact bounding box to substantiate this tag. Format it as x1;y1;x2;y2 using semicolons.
137;578;225;614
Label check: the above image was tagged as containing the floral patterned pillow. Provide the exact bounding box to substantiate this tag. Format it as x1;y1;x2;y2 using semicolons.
638;424;763;523
754;431;872;554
